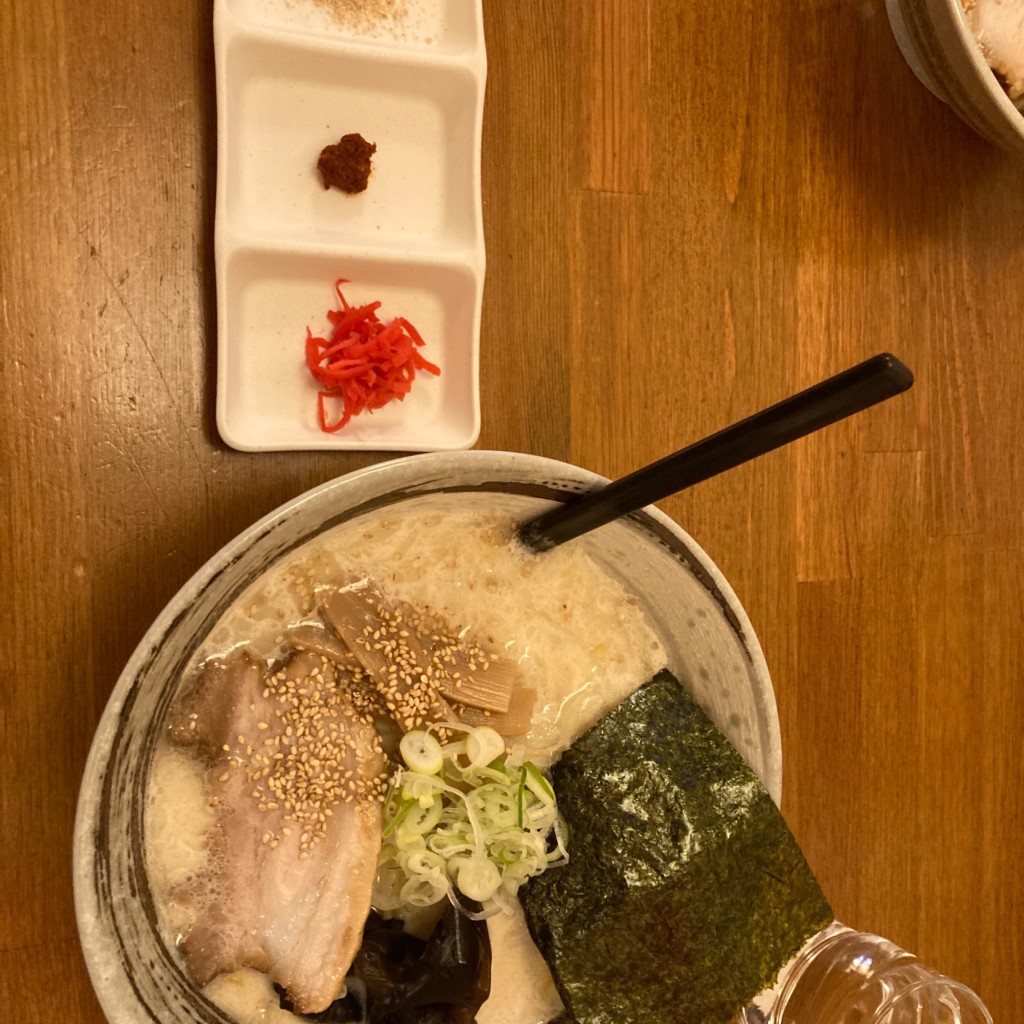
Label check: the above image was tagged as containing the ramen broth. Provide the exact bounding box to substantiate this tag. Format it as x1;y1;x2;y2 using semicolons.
146;494;668;1024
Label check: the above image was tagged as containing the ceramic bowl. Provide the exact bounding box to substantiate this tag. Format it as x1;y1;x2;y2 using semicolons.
73;450;781;1024
886;0;1024;153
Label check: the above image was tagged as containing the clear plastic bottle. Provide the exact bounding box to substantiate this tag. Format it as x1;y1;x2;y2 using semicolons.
762;924;993;1024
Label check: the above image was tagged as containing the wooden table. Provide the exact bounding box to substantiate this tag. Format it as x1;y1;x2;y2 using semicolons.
3;1;1021;1020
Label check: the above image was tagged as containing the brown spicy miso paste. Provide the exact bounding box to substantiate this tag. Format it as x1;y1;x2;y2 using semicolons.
317;133;377;194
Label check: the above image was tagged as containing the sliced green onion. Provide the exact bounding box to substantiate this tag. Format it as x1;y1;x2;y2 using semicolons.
453;854;502;902
397;797;442;837
400;873;449;907
375;722;567;917
382;799;414;839
464;726;505;769
400;730;444;775
523;761;556;806
403;849;446;876
400;772;446;807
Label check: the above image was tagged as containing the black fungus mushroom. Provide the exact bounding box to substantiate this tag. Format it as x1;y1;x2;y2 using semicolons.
281;905;491;1024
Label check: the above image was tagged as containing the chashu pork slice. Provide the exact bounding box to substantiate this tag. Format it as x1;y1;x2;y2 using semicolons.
165;647;387;1013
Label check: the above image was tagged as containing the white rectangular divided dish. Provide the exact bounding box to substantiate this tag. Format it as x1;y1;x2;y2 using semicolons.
214;0;486;451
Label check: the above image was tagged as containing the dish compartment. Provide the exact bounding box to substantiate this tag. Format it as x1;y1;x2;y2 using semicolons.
223;0;482;57
221;33;483;251
217;245;481;451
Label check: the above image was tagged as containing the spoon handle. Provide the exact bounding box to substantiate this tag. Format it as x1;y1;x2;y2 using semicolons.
517;353;913;553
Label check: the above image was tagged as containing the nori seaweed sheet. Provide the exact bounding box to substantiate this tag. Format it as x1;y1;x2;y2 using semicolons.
520;670;832;1024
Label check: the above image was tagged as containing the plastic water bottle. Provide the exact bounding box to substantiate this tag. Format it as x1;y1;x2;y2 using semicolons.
761;924;993;1024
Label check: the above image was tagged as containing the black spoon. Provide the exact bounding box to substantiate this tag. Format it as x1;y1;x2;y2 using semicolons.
516;352;914;553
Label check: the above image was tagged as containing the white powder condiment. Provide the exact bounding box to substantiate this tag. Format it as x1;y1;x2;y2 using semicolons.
271;0;439;47
149;495;668;1024
964;0;1024;100
306;0;408;36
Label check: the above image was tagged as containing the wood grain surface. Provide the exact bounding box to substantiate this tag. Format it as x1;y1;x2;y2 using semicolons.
2;1;1021;1021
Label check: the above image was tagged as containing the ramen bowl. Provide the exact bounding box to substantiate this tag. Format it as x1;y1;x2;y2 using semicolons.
73;450;781;1024
886;0;1024;153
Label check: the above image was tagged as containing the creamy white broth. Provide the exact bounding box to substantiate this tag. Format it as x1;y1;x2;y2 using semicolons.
146;495;667;1024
